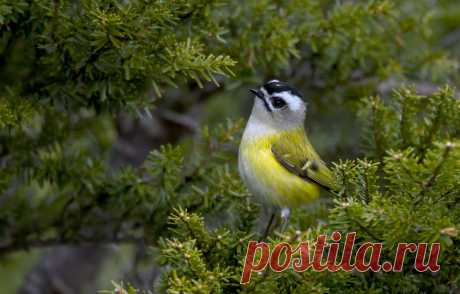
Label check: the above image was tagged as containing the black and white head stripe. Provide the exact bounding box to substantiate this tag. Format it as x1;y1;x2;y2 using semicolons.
262;80;303;98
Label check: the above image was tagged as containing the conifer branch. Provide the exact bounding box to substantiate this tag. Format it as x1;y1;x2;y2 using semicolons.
414;142;454;205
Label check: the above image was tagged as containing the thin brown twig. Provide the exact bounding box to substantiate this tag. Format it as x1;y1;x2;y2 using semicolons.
413;143;453;206
0;235;144;256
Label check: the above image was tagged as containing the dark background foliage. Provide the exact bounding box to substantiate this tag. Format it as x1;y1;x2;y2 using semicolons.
0;0;459;293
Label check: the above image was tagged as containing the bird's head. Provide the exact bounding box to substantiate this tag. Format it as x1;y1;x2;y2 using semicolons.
249;80;306;129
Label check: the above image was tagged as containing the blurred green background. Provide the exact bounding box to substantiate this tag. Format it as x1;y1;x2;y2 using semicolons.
0;0;459;293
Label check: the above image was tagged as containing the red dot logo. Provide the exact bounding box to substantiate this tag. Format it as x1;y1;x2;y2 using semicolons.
382;261;392;272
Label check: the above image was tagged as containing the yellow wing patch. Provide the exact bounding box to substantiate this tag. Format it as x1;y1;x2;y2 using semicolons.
271;128;338;192
239;127;335;207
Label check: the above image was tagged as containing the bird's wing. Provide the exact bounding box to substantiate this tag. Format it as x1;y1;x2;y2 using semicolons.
271;130;337;192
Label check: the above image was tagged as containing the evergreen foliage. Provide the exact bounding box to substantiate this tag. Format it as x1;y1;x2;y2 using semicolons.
1;0;459;293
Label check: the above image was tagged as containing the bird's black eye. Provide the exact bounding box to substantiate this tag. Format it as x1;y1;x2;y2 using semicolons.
271;96;287;109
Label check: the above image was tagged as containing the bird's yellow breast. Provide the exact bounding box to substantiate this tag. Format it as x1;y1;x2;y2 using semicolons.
238;128;321;207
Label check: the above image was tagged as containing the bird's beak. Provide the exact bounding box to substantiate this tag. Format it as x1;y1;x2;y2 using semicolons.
249;88;264;99
249;88;272;113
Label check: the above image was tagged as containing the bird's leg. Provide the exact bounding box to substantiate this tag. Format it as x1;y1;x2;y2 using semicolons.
261;206;279;240
262;210;276;240
261;207;291;239
279;207;291;232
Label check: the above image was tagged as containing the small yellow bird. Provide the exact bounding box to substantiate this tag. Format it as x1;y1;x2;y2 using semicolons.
238;80;337;234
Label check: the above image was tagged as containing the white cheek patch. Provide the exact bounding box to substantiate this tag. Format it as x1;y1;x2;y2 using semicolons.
276;91;305;112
